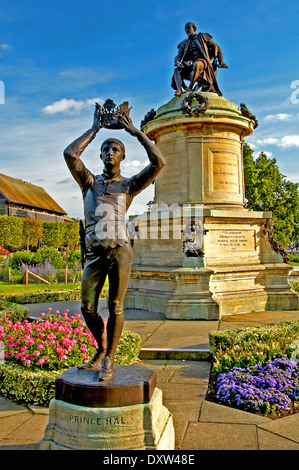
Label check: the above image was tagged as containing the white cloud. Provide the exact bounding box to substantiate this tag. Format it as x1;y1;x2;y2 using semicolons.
253;151;273;159
256;135;299;148
42;97;102;115
279;135;299;148
256;137;280;146
264;113;293;121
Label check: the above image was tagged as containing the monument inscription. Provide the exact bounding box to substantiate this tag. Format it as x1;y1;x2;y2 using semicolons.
69;413;129;427
211;229;256;252
212;152;239;193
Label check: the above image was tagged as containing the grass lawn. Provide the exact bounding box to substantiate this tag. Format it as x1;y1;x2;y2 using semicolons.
0;282;81;296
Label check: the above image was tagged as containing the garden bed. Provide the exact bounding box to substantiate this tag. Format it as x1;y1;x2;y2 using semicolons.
0;310;141;405
208;321;299;419
206;360;299;420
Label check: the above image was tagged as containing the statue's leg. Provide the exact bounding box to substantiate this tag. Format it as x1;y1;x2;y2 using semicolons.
173;67;184;96
78;250;108;370
186;60;205;92
99;244;133;381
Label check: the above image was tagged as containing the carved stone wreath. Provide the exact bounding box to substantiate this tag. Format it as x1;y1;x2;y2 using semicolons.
180;92;209;116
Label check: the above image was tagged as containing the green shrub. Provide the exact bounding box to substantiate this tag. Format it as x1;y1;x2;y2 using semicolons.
209;320;299;374
290;282;299;293
9;269;24;284
67;249;81;267
8;250;34;270
0;266;8;281
32;248;65;269
114;330;142;365
0;364;60;405
0;301;29;322
55;268;82;284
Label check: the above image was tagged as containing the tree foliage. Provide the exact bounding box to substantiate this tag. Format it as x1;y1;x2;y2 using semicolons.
0;216;23;248
22;218;43;249
0;216;79;250
42;221;79;249
243;142;299;246
41;222;65;248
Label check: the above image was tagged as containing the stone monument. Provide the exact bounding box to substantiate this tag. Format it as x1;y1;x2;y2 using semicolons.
125;22;298;320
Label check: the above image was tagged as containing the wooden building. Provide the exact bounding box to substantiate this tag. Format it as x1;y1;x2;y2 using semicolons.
0;173;68;222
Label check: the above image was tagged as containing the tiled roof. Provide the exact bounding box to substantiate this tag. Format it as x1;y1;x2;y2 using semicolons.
0;173;66;215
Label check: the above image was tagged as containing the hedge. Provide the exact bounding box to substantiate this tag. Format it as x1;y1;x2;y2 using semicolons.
0;364;60;406
4;288;82;304
0;301;29;322
209;320;299;374
4;286;108;305
0;215;79;249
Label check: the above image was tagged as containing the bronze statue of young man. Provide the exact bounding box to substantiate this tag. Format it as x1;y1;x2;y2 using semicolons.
64;106;165;381
171;22;228;96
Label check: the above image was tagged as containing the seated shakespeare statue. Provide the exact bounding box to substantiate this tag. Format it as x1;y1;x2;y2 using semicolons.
63;104;165;381
171;22;228;96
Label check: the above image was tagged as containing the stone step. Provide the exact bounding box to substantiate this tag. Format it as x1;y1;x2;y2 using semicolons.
139;347;211;361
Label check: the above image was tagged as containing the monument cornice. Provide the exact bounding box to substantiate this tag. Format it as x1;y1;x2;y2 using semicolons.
144;93;255;140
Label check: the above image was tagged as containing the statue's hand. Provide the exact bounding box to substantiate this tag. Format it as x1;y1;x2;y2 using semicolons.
219;63;228;69
175;60;184;69
91;103;103;132
119;113;138;136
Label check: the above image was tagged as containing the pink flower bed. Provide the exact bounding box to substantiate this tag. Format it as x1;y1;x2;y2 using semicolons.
0;308;97;371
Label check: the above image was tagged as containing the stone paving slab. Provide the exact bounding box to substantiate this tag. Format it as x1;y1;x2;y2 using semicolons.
140;321;216;350
181;422;259;450
0;396;28;417
138;360;209;450
256;428;299;450
2;414;49;446
124;319;165;344
219;310;299;329
199;400;269;425
258;412;299;443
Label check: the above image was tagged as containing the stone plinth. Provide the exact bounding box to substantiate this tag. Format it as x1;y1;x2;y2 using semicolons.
145;92;253;209
40;366;175;450
125;92;298;319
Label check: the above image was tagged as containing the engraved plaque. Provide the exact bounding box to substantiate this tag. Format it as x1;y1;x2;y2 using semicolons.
212;152;239;193
210;229;256;252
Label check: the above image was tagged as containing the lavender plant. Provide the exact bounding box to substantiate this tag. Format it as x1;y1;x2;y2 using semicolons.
21;260;57;283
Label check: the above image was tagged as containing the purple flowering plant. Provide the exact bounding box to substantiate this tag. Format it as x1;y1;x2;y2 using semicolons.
216;358;299;415
20;260;57;283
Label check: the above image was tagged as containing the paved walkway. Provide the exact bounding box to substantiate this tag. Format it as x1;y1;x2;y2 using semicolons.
1;302;299;450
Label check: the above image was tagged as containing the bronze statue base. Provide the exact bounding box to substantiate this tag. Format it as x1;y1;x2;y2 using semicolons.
55;365;156;408
40;366;175;450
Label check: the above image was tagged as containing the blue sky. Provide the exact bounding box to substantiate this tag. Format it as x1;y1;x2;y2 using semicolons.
1;0;299;218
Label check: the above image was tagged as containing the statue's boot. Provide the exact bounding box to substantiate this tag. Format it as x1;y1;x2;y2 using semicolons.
99;355;114;381
78;308;106;370
77;348;106;370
